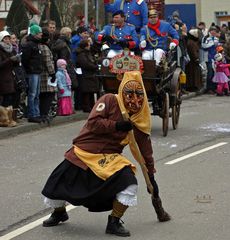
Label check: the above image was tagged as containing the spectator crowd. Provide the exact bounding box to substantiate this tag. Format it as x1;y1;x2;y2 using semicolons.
0;0;230;127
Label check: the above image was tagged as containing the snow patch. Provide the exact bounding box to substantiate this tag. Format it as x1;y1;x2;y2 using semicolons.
170;144;177;148
200;123;230;133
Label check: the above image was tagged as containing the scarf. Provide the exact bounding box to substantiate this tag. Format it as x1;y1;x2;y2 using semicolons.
64;69;71;87
0;42;13;53
116;71;151;172
147;20;161;36
58;68;72;87
12;43;19;53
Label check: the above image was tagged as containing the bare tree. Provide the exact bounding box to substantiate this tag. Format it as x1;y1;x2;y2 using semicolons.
55;0;105;30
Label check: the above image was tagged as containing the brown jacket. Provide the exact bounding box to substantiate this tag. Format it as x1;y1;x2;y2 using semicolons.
65;93;155;175
76;47;99;93
185;34;203;91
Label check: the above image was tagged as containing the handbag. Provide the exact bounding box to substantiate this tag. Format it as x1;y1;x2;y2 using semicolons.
66;61;78;90
13;63;28;91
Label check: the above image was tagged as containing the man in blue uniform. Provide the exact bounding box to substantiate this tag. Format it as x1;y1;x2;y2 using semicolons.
139;9;179;65
98;10;139;58
104;0;148;33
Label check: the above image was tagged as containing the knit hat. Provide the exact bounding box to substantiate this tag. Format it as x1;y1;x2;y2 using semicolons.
76;26;88;34
0;30;10;41
189;29;199;38
57;59;67;68
214;53;223;62
172;10;180;18
30;24;42;36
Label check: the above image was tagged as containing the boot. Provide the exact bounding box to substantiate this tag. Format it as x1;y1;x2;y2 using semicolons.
43;208;69;227
224;88;229;96
105;215;130;237
7;106;17;127
12;109;18;122
152;197;171;222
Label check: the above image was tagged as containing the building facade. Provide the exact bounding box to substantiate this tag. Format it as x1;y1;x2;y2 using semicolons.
165;0;230;29
0;0;40;30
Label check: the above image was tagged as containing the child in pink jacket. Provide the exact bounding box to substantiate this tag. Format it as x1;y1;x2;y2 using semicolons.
212;53;230;96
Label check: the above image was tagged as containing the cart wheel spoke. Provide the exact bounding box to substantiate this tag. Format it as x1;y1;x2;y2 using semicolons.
162;92;169;136
172;82;182;129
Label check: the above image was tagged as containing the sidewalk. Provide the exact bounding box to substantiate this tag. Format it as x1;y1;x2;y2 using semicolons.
0;111;89;140
0;90;203;140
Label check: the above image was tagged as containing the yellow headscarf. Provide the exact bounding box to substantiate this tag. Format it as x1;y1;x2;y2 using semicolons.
116;71;151;135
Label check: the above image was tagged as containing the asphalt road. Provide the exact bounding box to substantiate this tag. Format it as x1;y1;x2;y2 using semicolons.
0;94;229;240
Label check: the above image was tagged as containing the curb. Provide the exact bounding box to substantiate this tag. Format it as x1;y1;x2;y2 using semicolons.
0;91;203;140
0;111;89;140
181;89;204;100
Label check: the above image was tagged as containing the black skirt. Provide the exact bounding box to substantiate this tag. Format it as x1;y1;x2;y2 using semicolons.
42;159;137;212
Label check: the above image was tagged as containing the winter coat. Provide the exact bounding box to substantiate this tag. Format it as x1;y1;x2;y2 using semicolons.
56;68;72;98
52;35;72;63
76;47;99;93
21;35;43;74
0;44;17;95
52;35;78;89
215;61;230;76
201;34;219;62
185;33;203;91
39;44;56;93
223;39;230;63
70;34;82;64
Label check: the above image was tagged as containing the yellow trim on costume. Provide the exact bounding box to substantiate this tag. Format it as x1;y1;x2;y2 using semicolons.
73;145;136;181
116;71;151;135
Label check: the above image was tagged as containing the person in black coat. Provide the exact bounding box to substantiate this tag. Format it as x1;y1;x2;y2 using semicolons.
21;24;43;123
76;39;99;112
0;30;20;107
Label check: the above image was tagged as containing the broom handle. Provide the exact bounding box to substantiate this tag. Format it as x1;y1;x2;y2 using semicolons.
122;112;154;195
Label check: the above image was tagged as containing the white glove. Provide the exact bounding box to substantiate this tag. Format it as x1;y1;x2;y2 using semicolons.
169;42;177;50
140;40;147;48
101;44;110;51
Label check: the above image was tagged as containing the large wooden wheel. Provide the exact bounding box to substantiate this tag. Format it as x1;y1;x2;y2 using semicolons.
172;81;182;129
162;92;169;137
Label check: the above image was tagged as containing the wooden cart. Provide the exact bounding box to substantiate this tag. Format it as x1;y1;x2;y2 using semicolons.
97;49;182;137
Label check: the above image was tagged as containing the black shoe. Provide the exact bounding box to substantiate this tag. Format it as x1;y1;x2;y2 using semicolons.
28;117;42;123
105;215;130;237
43;210;69;227
223;89;229;96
